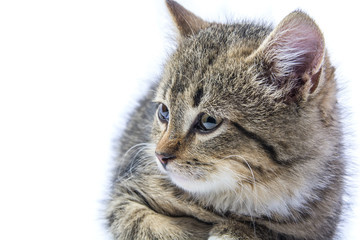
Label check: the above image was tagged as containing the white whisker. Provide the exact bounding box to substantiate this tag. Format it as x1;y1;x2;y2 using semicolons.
116;142;156;182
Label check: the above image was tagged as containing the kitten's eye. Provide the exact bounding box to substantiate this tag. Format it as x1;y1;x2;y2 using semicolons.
158;103;169;122
197;113;222;132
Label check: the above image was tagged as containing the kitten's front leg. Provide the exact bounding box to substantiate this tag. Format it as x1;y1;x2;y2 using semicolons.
107;196;212;240
209;221;264;240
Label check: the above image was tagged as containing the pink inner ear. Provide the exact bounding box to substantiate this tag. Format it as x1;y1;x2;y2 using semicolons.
266;13;325;78
284;22;323;72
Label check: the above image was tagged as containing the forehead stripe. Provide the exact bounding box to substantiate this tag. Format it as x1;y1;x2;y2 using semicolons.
193;87;204;107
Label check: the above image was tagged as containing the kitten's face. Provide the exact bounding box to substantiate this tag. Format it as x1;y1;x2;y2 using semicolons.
150;7;334;213
151;25;283;194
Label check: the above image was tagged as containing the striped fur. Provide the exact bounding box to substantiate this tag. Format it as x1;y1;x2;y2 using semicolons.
106;1;345;239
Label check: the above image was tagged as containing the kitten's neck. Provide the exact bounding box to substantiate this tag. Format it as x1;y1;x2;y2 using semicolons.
193;164;328;218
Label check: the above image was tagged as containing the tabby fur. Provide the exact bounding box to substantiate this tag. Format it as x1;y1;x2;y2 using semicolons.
106;1;345;239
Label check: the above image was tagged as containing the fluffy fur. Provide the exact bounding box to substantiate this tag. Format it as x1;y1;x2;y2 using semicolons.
106;1;345;239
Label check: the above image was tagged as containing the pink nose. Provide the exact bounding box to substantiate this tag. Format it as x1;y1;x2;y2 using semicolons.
155;152;176;169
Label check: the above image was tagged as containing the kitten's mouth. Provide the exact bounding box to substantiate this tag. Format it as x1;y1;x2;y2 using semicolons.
155;154;170;173
155;152;176;170
154;161;226;194
154;154;196;186
154;153;237;194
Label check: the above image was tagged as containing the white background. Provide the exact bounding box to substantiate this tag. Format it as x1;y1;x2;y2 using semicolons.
0;0;359;239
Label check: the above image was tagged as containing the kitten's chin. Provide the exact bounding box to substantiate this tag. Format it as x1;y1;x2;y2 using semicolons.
168;171;238;195
155;161;200;192
166;173;200;192
155;158;238;194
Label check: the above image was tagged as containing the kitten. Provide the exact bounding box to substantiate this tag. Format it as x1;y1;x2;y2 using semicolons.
106;0;345;239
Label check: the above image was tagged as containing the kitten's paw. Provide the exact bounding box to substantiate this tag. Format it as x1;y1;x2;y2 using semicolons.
208;235;236;240
209;221;262;240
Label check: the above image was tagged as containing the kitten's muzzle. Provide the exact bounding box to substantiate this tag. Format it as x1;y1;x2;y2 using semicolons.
155;152;176;169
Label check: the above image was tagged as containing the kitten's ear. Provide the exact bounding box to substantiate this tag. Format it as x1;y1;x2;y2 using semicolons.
258;11;325;101
166;0;210;38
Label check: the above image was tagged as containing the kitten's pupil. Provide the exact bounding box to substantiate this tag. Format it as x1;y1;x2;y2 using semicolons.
158;103;169;122
199;114;221;131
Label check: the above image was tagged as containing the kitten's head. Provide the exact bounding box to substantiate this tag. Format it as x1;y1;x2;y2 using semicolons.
151;0;338;215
